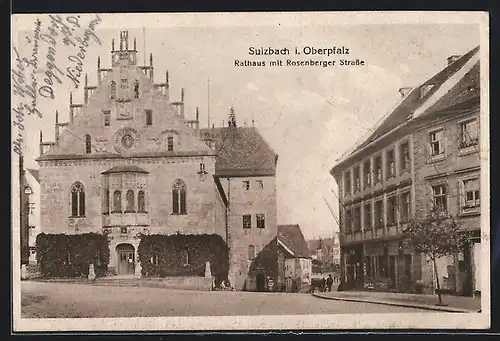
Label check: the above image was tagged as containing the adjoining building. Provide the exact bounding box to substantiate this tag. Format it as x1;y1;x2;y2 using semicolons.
23;168;41;264
36;30;278;291
330;46;481;296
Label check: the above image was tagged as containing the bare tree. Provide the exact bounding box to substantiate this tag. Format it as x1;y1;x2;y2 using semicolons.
402;207;472;305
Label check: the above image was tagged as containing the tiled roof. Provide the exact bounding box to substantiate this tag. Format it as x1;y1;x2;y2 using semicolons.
26;169;40;183
200;127;278;177
347;46;480;156
277;224;311;258
101;165;149;174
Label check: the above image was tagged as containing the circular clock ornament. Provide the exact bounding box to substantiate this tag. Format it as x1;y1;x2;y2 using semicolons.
114;127;140;153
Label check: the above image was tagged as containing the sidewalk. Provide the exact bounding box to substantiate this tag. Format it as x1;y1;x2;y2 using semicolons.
313;290;481;313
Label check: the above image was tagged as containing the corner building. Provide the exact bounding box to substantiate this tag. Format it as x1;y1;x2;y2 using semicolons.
330;47;481;296
37;31;278;290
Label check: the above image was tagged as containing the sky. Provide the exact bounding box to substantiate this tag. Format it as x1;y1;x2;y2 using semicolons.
12;13;480;240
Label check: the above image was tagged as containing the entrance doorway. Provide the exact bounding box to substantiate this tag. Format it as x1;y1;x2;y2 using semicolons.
256;273;266;292
116;243;135;276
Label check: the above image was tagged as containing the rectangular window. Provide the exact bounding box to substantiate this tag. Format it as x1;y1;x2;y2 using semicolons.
459;119;479;149
256;214;265;229
345;208;352;234
374;200;383;228
364;202;372;230
400;141;410;172
462;178;480;209
242;180;250;190
353;206;361;232
400;192;411;222
103;110;111;127
386;149;395;178
344;171;351;195
387;195;397;226
429;129;444;156
145;109;153;126
243;214;251;229
256;180;264;189
363;160;371;188
167;136;174;151
374;156;382;184
432;184;448;212
353;166;361;192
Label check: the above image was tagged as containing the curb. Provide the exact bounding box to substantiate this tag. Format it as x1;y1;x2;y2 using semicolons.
312;293;476;313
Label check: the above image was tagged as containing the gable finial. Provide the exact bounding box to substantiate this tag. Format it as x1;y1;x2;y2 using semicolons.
112;38;115;51
149;53;153;66
133;37;137;50
55;110;59;124
39;130;43;142
97;56;101;69
195;106;199;121
181;88;185;102
85;73;88;87
165;71;169;87
69;91;73;105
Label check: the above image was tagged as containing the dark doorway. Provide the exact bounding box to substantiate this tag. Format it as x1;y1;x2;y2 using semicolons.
116;243;135;275
256;273;266;292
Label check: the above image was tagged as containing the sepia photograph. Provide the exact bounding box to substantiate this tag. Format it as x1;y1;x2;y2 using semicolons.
11;11;490;331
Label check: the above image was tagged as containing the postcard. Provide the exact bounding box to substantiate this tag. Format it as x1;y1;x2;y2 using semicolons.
11;11;490;331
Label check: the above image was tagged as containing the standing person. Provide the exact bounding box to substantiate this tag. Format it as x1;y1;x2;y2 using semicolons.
326;274;334;292
322;277;327;292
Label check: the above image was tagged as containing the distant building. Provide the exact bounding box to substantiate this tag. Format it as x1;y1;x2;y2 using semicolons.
24;169;41;263
307;237;340;266
35;30;278;290
330;46;481;296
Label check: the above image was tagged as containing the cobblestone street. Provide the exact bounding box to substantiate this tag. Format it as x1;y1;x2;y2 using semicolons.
21;281;430;318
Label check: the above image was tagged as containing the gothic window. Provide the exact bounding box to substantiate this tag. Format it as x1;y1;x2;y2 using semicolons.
70;182;85;217
172;179;187;215
113;190;122;213
167;136;174;151
256;214;265;229
138;190;146;212
85;134;92;154
125;190;135;212
103;188;109;214
110;81;116;99
134;80;139;98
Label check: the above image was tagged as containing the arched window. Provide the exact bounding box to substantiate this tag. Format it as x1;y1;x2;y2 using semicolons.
85;134;92;154
248;245;255;260
103;188;109;213
110;81;116;99
113;190;122;213
138;190;146;212
70;182;85;217
172;179;186;215
125;190;135;212
134;80;139;98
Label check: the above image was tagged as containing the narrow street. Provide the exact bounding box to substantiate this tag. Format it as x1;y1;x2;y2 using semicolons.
21;281;431;318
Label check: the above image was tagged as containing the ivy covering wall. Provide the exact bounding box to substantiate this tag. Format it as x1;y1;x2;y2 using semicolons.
36;232;110;278
138;233;229;279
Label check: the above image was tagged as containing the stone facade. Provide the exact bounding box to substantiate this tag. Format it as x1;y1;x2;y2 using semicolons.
36;31;278;289
331;47;482;296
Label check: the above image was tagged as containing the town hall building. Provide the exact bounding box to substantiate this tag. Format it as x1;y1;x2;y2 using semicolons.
36;31;278;291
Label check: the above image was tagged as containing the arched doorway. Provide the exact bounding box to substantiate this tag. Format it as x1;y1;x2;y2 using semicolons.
256;272;266;292
116;243;135;275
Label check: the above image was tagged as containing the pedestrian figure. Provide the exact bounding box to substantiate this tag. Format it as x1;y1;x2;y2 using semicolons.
322;277;327;292
326;274;333;292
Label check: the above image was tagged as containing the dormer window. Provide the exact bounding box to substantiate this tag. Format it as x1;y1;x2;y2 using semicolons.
420;84;435;98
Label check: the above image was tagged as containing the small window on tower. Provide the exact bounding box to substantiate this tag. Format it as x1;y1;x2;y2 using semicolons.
103;110;111;127
134;80;139;98
145;110;153;126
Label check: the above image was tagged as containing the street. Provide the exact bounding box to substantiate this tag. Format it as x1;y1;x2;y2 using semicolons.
21;281;430;318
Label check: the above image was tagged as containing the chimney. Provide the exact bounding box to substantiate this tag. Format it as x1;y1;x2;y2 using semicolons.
398;87;412;98
447;55;461;65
